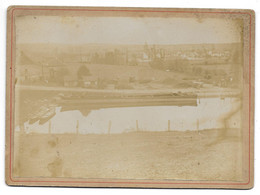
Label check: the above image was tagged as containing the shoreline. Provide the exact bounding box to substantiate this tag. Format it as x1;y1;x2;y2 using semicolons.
15;84;241;97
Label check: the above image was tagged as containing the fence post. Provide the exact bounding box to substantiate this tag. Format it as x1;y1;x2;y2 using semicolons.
136;120;139;132
76;120;79;135
197;119;199;133
20;123;25;134
48;120;51;134
108;120;112;134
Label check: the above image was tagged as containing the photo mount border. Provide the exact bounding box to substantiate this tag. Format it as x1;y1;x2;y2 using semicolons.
5;6;255;189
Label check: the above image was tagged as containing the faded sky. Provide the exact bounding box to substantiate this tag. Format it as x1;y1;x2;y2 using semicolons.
15;16;242;45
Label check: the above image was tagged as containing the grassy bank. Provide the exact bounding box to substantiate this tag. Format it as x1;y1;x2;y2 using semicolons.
13;130;243;181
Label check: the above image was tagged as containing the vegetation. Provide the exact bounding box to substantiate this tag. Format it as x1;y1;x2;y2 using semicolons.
77;65;91;80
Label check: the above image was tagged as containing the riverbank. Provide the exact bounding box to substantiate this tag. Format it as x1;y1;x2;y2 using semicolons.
16;84;241;97
13;129;243;181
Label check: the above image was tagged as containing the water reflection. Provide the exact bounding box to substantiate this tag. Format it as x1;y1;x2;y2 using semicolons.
16;97;241;134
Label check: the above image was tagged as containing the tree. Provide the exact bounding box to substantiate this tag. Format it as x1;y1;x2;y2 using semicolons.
77;65;91;80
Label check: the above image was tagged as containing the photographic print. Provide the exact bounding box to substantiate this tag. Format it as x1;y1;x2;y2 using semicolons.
5;6;255;188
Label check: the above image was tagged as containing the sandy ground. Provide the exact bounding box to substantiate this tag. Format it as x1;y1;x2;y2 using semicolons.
13;129;243;181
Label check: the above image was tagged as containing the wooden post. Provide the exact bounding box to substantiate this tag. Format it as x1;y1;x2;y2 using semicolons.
168;120;170;131
136;120;139;132
76;120;79;135
48;120;51;134
19;123;25;134
197;119;199;130
108;120;112;134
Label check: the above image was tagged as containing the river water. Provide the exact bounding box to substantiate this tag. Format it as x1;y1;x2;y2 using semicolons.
16;97;241;134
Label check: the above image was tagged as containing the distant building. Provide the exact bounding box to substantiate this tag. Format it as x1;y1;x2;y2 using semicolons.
82;76;98;88
137;52;151;66
64;76;78;87
106;84;115;90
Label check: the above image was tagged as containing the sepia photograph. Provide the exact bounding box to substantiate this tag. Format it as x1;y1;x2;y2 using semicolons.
5;6;255;188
